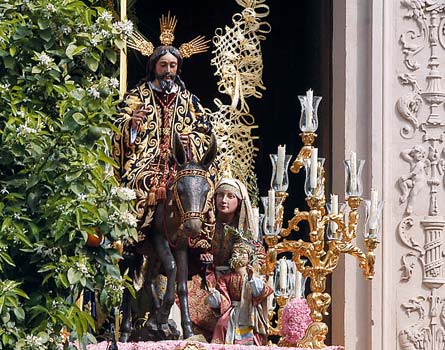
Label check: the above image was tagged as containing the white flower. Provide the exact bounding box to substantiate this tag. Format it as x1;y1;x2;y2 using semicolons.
120;211;138;227
75;262;89;275
112;186;136;201
46;3;56;13
37;52;54;67
99;11;113;22
61;25;71;35
0;187;9;194
90;36;100;47
16;111;25;118
100;29;111;39
113;20;133;37
109;77;119;89
13;213;20;220
16;123;37;135
78;193;87;201
87;87;100;99
0;83;10;89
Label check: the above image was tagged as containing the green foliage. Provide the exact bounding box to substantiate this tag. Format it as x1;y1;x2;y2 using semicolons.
0;0;136;348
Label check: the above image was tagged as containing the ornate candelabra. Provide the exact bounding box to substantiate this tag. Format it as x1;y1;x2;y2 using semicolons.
262;90;383;349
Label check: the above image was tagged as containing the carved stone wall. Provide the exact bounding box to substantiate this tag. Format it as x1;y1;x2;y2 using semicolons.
331;1;445;349
396;2;445;350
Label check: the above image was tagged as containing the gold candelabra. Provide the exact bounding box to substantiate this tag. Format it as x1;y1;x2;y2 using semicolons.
262;91;383;349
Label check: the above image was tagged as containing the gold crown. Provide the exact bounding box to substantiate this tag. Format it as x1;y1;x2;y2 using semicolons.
127;11;210;58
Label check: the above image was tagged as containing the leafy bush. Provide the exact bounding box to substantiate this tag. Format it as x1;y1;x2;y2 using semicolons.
0;0;136;348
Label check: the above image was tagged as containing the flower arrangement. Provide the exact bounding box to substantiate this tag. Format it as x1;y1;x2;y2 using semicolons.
280;297;312;344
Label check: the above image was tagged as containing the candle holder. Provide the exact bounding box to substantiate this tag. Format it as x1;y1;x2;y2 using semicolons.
262;106;382;348
326;202;348;241
298;94;322;133
261;194;285;236
344;158;365;197
270;153;293;192
303;158;326;198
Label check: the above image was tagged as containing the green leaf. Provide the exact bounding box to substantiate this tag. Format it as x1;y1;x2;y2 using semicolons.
105;49;117;64
3;56;14;69
67;267;81;284
39;29;52;42
37;18;50;30
38;264;57;273
85;56;99;72
0;252;15;267
72;112;87;125
13;307;25;321
70;88;86;101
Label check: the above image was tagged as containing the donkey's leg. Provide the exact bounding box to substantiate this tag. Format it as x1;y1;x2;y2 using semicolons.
152;232;177;327
118;254;140;342
175;241;194;339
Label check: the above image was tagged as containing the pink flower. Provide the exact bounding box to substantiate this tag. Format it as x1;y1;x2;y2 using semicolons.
280;297;312;344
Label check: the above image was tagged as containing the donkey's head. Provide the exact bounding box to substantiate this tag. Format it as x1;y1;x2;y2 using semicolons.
172;132;217;237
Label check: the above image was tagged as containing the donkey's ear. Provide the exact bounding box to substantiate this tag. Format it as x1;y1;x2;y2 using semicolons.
173;132;187;166
200;133;217;169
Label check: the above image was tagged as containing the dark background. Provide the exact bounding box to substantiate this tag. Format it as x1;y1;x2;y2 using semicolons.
127;0;333;338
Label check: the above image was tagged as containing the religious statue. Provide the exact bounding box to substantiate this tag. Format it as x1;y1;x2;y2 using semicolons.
112;12;212;241
206;241;273;345
111;13;217;341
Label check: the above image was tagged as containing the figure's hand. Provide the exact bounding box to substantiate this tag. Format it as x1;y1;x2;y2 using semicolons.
130;108;147;131
247;265;254;281
200;253;213;264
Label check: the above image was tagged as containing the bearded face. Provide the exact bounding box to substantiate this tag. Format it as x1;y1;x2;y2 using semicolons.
156;72;176;93
153;52;179;93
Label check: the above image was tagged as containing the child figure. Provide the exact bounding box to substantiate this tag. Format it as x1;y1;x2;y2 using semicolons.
207;241;273;345
398;145;430;215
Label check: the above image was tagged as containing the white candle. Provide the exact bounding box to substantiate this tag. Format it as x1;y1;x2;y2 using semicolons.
252;207;259;241
268;189;275;230
310;148;318;189
330;194;338;234
279;257;288;291
350;151;357;193
295;270;302;298
369;188;378;230
306;89;313;129
276;145;286;189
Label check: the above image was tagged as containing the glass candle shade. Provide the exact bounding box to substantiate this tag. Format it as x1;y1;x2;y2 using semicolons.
326;202;348;240
274;258;296;297
261;195;281;236
270;153;293;192
298;94;322;133
303;158;326;197
344;158;365;197
364;199;384;238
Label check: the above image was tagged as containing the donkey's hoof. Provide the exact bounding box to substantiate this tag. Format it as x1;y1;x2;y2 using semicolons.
182;325;194;340
119;332;131;343
144;317;180;341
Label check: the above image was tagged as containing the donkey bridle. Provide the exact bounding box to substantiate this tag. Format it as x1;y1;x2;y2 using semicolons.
172;168;213;223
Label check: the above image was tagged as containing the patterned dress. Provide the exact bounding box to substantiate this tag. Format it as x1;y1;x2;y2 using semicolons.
210;271;273;345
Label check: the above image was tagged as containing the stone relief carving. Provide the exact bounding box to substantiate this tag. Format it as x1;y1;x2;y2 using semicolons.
398;145;431;215
397;74;423;138
399;290;445;350
398;3;445;348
